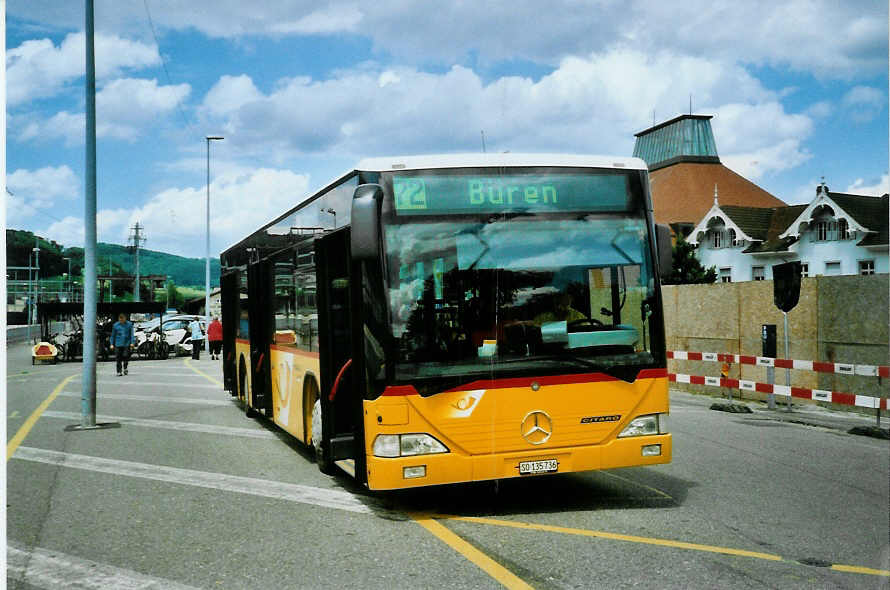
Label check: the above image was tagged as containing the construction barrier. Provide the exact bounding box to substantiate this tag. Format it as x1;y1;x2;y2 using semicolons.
668;350;889;378
669;372;890;410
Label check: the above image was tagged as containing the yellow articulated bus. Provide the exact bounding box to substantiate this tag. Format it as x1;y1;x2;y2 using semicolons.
220;154;673;491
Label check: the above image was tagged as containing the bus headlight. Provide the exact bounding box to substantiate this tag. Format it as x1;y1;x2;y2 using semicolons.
373;434;449;457
618;414;667;438
372;434;401;457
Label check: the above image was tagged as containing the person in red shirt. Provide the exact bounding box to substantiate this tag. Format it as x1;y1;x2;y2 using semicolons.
207;316;223;360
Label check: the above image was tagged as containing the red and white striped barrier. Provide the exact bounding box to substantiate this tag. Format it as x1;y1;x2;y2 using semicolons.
669;372;890;410
668;351;890;378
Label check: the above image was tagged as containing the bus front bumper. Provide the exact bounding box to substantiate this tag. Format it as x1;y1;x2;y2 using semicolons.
365;433;671;491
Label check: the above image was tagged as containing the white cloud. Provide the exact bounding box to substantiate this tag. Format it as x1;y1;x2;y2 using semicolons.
9;1;885;79
720;139;812;181
18;78;190;144
19;111;84;145
202;75;263;117
41;207;133;246
41;216;86;246
6;165;79;225
846;174;889;196
199;49;808;181
6;32;160;106
805;101;833;119
270;5;363;34
841;85;885;123
41;168;311;256
97;78;191;138
711;102;813;179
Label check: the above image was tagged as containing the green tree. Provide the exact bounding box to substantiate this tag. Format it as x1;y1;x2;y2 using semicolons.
165;280;185;309
662;234;718;285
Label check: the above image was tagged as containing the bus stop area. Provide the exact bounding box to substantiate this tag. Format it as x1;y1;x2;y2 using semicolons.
30;302;205;364
6;338;889;589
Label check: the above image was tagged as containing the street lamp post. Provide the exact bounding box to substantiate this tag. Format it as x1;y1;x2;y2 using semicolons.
205;135;224;355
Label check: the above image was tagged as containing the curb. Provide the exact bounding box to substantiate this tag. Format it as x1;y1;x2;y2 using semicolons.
847;426;890;440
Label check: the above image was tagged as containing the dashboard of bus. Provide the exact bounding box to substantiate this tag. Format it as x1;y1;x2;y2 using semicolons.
378;167;665;392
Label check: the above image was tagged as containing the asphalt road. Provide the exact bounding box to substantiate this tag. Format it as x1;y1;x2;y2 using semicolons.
6;342;889;589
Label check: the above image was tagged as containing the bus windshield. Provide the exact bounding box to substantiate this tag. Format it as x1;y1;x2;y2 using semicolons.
383;178;663;389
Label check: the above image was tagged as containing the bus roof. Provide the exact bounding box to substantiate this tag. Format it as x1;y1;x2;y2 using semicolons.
356;153;648;172
221;154;647;260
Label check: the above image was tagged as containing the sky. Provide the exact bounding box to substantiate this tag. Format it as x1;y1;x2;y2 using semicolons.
5;0;888;259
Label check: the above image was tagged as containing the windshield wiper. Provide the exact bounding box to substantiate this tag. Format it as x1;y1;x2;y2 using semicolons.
529;354;602;370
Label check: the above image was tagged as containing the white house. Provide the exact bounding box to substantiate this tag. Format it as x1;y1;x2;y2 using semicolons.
688;183;888;282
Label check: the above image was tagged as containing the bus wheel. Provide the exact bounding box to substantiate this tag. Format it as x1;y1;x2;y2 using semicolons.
311;398;336;475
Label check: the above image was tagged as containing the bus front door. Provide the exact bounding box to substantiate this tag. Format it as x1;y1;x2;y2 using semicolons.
247;259;273;415
315;227;362;477
220;271;239;395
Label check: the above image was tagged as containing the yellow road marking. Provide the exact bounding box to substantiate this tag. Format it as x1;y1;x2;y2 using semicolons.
7;374;76;460
410;513;534;590
831;564;890;576
184;358;223;387
598;470;675;500
445;515;783;562
445;516;889;578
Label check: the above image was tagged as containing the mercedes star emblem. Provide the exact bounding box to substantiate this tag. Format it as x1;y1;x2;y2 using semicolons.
521;410;553;445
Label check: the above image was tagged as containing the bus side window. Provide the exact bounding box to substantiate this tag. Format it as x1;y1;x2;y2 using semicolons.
273;254;297;345
238;270;250;340
295;245;318;352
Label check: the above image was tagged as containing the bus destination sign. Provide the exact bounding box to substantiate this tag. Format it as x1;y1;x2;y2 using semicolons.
392;173;630;215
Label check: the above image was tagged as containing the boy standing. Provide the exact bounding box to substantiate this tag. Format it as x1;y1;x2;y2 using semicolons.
110;313;134;376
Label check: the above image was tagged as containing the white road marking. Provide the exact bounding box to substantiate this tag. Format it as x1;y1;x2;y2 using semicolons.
94;380;219;389
42;411;277;439
7;543;200;590
111;370;216;377
13;446;374;515
58;392;232;406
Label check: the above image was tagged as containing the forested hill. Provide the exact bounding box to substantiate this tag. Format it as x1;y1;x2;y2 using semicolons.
6;229;220;287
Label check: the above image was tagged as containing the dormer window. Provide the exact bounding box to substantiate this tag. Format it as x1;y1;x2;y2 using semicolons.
707;218;737;249
710;227;737;248
809;206;849;241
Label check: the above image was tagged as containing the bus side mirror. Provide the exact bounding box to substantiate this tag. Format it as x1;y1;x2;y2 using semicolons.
655;223;673;278
351;184;384;261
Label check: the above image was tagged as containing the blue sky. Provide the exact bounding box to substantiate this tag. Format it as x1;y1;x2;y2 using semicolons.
6;0;888;257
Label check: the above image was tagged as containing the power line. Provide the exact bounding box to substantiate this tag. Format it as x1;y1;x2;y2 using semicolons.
6;188;67;224
142;0;195;135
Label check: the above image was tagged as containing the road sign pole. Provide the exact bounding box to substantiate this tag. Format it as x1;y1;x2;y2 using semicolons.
783;311;791;412
773;262;800;413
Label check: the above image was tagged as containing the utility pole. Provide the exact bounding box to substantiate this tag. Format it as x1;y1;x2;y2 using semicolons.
34;239;40;324
128;222;146;301
27;251;33;342
205;135;224;355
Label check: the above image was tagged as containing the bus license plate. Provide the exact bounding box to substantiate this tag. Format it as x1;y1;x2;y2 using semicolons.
519;459;558;475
